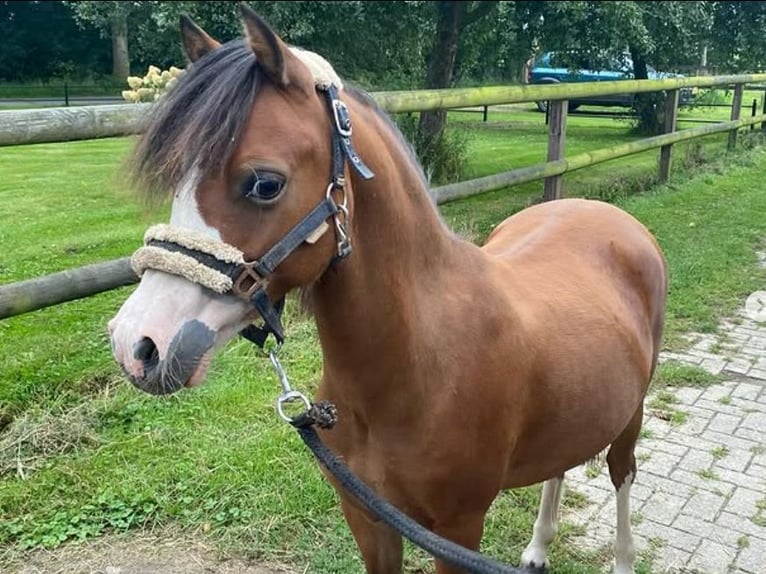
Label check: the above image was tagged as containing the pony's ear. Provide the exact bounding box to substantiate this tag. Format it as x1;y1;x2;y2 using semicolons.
239;3;290;87
180;14;221;63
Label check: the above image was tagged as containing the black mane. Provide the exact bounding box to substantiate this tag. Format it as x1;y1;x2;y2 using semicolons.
131;40;262;197
131;39;428;199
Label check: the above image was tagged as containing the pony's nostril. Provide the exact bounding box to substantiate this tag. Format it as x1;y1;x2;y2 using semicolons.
133;337;160;373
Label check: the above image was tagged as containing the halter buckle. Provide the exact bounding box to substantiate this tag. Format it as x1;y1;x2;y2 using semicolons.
232;265;264;300
332;98;353;138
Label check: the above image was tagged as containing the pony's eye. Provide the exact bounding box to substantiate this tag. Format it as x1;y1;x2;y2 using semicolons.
242;170;286;204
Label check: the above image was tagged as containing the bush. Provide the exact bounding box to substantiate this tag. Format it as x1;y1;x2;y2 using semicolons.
395;114;468;185
121;65;184;103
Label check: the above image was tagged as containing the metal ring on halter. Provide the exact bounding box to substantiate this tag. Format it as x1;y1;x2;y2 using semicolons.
326;181;347;206
277;390;312;423
334;217;351;257
334;216;349;242
325;182;351;258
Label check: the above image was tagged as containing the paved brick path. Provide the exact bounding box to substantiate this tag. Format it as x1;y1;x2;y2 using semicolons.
563;302;766;572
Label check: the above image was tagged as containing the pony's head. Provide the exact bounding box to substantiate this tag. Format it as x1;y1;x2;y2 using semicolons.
109;5;372;395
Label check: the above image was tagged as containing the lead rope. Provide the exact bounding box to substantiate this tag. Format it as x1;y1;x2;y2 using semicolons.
266;350;526;574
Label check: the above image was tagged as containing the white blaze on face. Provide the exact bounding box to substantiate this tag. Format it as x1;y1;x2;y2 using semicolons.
109;168;252;391
170;168;222;239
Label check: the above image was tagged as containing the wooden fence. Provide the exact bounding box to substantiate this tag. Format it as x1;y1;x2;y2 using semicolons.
2;72;766;319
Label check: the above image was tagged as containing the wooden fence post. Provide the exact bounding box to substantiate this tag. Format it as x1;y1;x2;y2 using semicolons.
761;92;766;133
728;83;744;150
659;90;680;183
543;100;568;201
751;98;757;130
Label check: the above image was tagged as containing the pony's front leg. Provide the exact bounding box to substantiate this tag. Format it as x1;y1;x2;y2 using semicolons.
433;514;486;574
341;497;403;573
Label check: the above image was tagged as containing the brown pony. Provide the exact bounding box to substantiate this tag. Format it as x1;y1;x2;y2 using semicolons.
109;6;667;574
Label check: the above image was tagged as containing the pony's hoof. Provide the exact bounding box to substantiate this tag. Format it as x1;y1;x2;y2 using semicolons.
519;563;548;574
520;547;549;574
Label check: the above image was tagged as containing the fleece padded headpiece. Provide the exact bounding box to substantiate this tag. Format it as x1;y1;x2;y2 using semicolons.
131;224;245;293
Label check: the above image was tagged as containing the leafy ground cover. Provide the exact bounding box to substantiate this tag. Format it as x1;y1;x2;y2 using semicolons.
2;106;766;572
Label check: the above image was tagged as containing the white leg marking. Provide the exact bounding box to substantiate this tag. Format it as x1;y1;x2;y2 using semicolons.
170;168;221;239
614;471;636;574
521;476;565;570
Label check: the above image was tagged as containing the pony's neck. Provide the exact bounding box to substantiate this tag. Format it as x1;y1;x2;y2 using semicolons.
309;94;467;406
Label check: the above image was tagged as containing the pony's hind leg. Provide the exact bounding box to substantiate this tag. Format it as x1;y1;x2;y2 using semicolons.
520;475;565;572
606;403;644;574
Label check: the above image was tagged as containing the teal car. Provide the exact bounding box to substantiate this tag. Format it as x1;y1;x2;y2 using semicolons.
529;52;695;112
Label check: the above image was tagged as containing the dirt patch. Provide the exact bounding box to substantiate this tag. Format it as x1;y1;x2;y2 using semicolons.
4;531;294;574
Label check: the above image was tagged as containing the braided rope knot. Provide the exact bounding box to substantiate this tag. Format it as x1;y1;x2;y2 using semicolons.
290;400;338;430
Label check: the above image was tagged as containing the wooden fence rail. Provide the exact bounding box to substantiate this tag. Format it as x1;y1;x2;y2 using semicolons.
0;258;135;319
0;104;148;147
433;111;766;203
3;73;766;319
4;73;766;147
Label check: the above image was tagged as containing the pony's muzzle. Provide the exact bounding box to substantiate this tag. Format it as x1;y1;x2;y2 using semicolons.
120;319;216;396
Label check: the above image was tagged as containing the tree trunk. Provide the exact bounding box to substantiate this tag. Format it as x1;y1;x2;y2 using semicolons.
418;2;464;141
629;45;663;135
111;14;129;83
700;44;708;74
630;46;648;81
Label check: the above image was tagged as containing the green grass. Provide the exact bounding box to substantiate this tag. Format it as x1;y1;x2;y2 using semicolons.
697;468;720;481
652;360;724;390
3;109;766;572
646;390;688;426
737;535;750;550
440;108;734;242
711;446;730;461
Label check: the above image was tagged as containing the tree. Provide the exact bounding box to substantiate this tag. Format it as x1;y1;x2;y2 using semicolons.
67;1;147;81
137;1;433;90
524;1;711;134
707;1;766;73
418;1;498;142
0;1;108;81
454;2;540;85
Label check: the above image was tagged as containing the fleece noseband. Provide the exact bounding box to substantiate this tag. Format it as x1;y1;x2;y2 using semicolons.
131;84;374;346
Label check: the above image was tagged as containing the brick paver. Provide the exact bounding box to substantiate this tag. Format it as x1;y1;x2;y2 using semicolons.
562;289;766;573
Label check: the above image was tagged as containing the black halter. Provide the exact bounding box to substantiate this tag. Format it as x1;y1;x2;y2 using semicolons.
144;84;374;347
